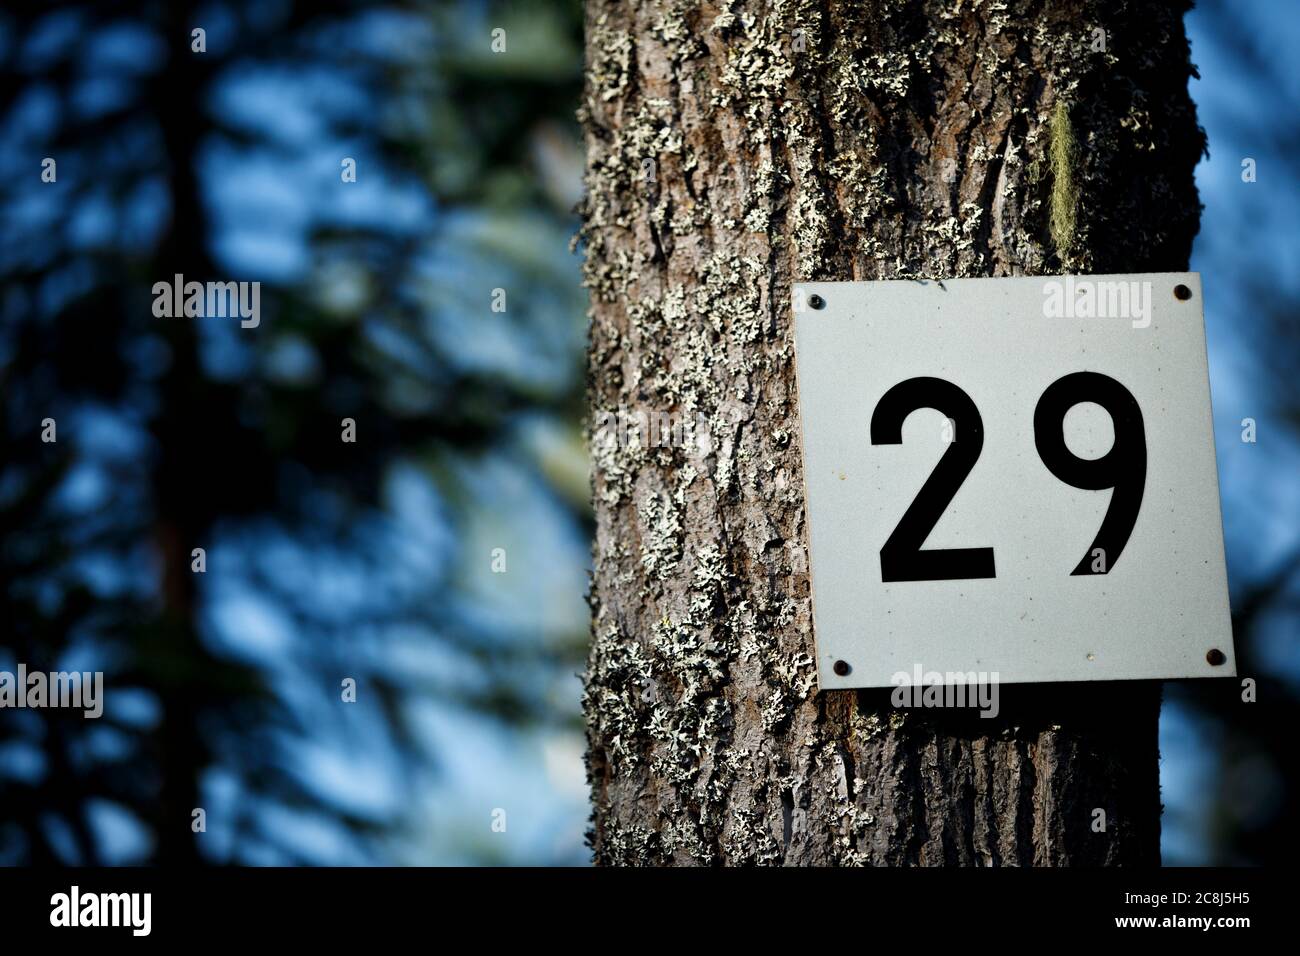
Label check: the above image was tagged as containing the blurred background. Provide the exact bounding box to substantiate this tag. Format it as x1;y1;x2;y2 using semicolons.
0;0;1293;866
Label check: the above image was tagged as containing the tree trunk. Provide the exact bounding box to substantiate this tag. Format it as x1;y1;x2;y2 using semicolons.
580;0;1203;865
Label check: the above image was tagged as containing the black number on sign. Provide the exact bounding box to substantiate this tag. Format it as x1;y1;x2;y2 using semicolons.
870;377;996;582
1033;372;1147;575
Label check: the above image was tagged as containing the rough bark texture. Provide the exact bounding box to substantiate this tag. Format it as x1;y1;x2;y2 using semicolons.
579;0;1204;865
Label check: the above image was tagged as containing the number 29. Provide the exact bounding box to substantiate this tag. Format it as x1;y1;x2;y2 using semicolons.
869;372;1146;582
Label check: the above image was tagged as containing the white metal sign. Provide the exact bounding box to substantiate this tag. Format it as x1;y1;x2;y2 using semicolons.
792;274;1234;689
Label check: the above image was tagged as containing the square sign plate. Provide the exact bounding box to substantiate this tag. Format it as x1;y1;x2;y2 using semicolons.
793;274;1234;689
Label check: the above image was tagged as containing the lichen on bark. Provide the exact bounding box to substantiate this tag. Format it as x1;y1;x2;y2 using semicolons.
580;0;1205;865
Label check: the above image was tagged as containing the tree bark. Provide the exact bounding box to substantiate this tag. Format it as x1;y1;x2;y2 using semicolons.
580;0;1203;865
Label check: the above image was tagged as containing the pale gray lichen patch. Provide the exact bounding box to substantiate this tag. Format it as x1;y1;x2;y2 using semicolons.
637;489;683;580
